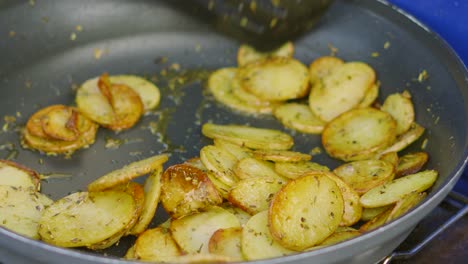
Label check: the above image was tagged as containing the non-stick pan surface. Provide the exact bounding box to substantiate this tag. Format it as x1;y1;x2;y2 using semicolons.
0;0;467;263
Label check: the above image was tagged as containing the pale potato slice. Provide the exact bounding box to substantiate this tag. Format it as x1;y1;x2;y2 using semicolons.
269;174;344;250
206;171;231;199
396;152;429;178
200;145;239;187
41;106;79;141
360;170;438;208
381;91;415;135
228;176;286;215
39;191;136;247
309;56;344;85
361;205;392;221
322;108;397;161
202;123;294;150
273;103;325;134
238;57;310;101
161;164;223;219
124;245;137;260
333;159;395;195
379;151;399;168
237;41;294;66
87;154;168;192
379;123;425;155
170;206;240;254
309;62;376;122
234;158;285;181
208;227;244;261
231;76;279;107
214;139;251;160
252;149;312;163
0;186;52;239
128;166;163;235
221;202;251;227
0;160;41;191
319;229;361;246
109;75;161;111
359;207;393;232
242;211;296;260
274;161;330;180
386;192;427;222
134;227;182;262
358;83;379;108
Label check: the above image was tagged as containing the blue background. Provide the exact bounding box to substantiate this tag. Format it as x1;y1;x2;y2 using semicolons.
388;0;468;194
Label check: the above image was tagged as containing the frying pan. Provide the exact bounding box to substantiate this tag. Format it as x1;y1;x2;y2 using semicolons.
0;0;467;263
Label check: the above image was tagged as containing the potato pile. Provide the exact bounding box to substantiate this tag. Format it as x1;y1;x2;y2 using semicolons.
22;73;160;155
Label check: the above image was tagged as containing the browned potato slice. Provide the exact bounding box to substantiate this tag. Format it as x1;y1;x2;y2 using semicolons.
309;56;344;85
381;91;415;135
242;211;296;260
273;103;325;134
396;152;429;177
202;123;294;150
109;75;161;111
237;42;294;66
39;191;136;247
133;227;182;261
26;105;60;138
360;170;437;208
161;164;223;219
41;106;79;141
309;62;376;122
228;176;286;215
231;76;279;107
238;57;309;101
322;108;397;161
252;149;311;163
221;202;252;227
200;145;239;187
359;207;393;232
170;206;241;254
361;205;392;221
234;158;285;180
379;151;399;168
274;161;330;179
379;123;425;155
0;160;41;191
214;139;251;160
319;229;361;246
0;186;52;239
105;83;144;131
269;174;344;250
358;83;379;108
333;159;395;195
87;154;168;192
386;192;427;222
208;227;244;261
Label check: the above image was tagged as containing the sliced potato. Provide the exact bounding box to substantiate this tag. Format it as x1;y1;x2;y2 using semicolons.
231;76;279;107
214;139;251;160
87;154;168;192
39;191;136;247
200;145;239;187
202;123;294;150
322;108;397;161
379;151;399;168
252;149;311;163
41;106;79;141
309;62;376;122
0;186;52;239
359;207;393;232
319;229;361;246
237;42;294;66
238;57;310;101
360;170;438;208
161;164;223;219
242;211;296;260
26;105;61;138
358;83;379;108
221;203;251;227
381;91;415;135
124;244;137;260
396;152;429;178
170;206;240;254
274;161;330;180
333;159;395;194
273;103;325;134
269;174;344;250
104;83;144;131
206;171;231;199
379;123;425;155
109;75;161;111
134;227;182;262
386;192;427;222
228;176;286;215
234;157;285;180
208;227;244;261
0;160;41;191
309;56;344;85
361;205;392;221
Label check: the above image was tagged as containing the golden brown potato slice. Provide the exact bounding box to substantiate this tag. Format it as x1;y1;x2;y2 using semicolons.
396;152;429;178
386;192;427;222
26;105;60;138
381;91;415;135
360;170;437;208
333;159;395;195
0;186;52;239
133;227;182;261
269;174;344;250
208;227;244;261
228;176;286;215
242;211;296;260
319;229;361;246
359;207;393;232
104;83;144;131
379;123;425;155
379;151;399;168
39;191;136;247
322;108;397;161
273;103;325;134
231;75;279;107
87;154;168;192
309;62;376;122
234;157;285;181
202;123;294;150
0;160;41;191
252;149;312;163
109;75;161;111
238;57;310;101
309;56;344;85
200;145;239;187
214;139;251;160
237;42;294;66
274;161;330;180
161;164;223;219
361;205;392;221
358;83;379;108
170;206;241;254
41;106;79;141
